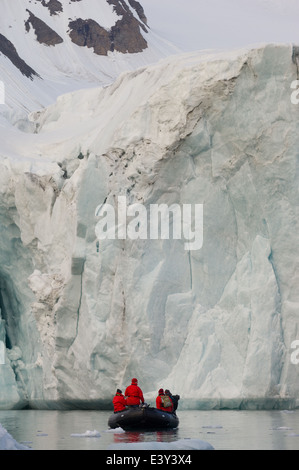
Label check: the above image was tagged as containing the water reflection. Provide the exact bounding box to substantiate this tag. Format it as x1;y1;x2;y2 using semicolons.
0;409;298;450
113;428;179;445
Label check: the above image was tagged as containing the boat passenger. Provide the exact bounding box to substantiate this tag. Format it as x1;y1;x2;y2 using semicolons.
156;388;174;413
125;378;144;407
112;389;127;413
165;389;180;413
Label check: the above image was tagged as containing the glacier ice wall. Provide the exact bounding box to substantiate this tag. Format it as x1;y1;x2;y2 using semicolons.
0;44;298;409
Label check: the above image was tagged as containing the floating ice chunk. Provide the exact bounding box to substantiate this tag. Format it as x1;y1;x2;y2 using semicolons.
105;427;125;433
71;430;101;438
0;424;31;450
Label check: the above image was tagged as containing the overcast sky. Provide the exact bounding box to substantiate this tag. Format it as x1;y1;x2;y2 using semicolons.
141;0;299;51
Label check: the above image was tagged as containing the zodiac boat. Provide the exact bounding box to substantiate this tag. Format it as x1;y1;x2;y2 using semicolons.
108;404;179;431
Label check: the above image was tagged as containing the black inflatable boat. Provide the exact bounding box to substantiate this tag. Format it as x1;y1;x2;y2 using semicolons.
108;405;179;431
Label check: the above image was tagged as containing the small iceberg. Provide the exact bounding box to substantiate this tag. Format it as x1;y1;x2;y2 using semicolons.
105;427;125;434
70;430;101;438
0;424;31;450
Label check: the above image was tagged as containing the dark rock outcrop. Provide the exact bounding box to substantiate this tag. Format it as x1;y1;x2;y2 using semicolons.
25;10;64;46
0;33;39;79
110;11;147;53
68;18;111;56
107;0;147;31
68;0;148;55
128;0;148;25
37;0;63;16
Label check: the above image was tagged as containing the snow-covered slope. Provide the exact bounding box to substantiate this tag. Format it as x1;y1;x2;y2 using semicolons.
0;43;298;410
3;0;299;119
2;0;299;118
0;0;179;115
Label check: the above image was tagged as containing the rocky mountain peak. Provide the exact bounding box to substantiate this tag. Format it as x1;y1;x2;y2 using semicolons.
0;0;149;81
68;0;148;55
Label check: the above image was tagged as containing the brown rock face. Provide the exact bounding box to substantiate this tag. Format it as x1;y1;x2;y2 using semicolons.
25;10;64;46
110;14;147;53
68;0;148;55
68;19;111;56
128;0;148;25
107;0;147;30
37;0;63;16
20;1;148;59
0;33;39;79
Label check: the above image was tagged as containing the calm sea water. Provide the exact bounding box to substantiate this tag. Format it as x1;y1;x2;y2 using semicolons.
0;409;299;450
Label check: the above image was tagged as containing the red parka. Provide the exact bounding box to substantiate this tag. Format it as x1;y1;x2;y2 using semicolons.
125;381;144;406
156;393;173;412
113;392;127;412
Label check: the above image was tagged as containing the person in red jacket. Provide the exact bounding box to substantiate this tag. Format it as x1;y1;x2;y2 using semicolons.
125;378;144;407
112;389;127;413
156;388;174;413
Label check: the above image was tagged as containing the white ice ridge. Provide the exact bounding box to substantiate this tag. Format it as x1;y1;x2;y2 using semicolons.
0;44;298;410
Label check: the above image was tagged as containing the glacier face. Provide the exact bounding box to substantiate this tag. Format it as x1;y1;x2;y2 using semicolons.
0;44;298;409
